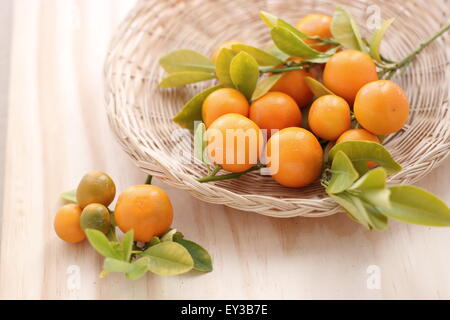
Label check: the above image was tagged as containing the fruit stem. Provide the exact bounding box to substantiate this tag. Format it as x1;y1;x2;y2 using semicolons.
197;164;264;183
382;22;450;79
145;175;153;185
208;165;222;177
261;66;304;73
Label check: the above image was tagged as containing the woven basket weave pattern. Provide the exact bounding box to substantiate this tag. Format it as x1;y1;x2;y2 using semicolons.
105;0;450;218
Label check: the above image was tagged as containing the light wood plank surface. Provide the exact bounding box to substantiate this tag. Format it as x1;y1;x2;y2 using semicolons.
1;0;449;300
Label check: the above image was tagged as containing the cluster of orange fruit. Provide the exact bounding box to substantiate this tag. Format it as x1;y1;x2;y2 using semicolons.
54;171;173;243
202;14;409;188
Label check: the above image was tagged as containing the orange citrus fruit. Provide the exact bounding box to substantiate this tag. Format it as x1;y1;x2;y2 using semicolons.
296;14;334;52
323;50;378;103
269;68;314;108
115;185;173;242
336;129;380;144
249;92;301;135
308;95;351;141
354;80;410;135
54;204;86;243
266;127;323;188
206;113;263;173
202;88;249;128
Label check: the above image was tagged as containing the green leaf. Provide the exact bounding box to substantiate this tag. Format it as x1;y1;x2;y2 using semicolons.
304;76;335;98
331;6;365;51
271;27;323;59
379;186;450;226
265;44;290;61
194;122;208;164
126;257;150;280
215;48;236;87
60;189;77;203
260;11;311;41
352;196;388;230
148;236;161;246
252;74;282;101
85;229;122;260
174;238;213;272
231;44;282;66
328;141;402;175
159;49;215;73
326;151;359;194
159;71;215;88
103;258;133;273
161;229;177;242
350;167;386;190
331;193;387;230
173;84;224;130
143;241;194;276
229;52;259;100
120;230;134;262
369;18;395;63
330;193;370;229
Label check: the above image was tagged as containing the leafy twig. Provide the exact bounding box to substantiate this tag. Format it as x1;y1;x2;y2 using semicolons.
198;164;264;183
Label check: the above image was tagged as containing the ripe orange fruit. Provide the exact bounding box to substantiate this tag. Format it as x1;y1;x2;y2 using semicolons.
76;171;116;209
336;129;381;169
211;40;242;63
266;127;323;188
202;88;249;128
115;185;173;242
354;80;410;135
308;95;351;141
54;204;86;243
206;113;263;173
323;50;378;103
336;129;380;144
269;68;314;108
249;92;301;135
296;14;334;52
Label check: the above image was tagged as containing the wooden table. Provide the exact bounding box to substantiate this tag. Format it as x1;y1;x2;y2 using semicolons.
1;0;450;300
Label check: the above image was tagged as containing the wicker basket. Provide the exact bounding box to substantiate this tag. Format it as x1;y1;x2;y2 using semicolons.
104;0;449;218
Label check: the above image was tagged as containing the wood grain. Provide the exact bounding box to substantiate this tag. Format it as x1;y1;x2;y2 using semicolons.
1;0;449;299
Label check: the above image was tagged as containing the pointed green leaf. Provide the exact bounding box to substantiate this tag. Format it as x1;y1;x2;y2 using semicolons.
369;18;395;63
103;258;133;273
380;186;450;226
215;48;236;86
126;257;150;280
144;241;194;276
229;52;259;100
265;44;290;61
194;122;208;164
120;230;134;262
305;76;335;98
85;229;122;260
159;71;215;88
271;27;323;59
352;197;388;230
331;6;365;51
350;167;387;190
328;141;402;175
173;84;224;130
231;44;283;66
174;238;213;272
161;229;177;242
148;236;161;246
330;193;371;229
159;49;215;73
60;189;77;203
252;74;282;101
326;151;359;194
